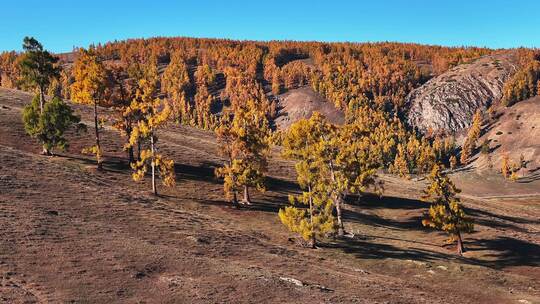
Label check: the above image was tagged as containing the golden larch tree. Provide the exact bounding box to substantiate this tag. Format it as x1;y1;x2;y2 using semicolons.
215;99;271;204
126;62;176;195
278;113;335;247
71;48;109;169
422;164;473;255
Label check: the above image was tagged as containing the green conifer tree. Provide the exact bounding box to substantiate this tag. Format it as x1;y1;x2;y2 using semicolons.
22;95;82;155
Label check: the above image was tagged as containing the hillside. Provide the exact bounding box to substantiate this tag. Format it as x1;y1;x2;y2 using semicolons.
274;86;344;130
406;53;519;134
473;96;540;177
1;88;539;303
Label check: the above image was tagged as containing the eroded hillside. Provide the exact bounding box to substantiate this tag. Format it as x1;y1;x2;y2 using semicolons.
406;53;519;134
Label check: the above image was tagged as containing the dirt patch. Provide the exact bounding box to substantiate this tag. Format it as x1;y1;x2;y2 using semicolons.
274;86;344;130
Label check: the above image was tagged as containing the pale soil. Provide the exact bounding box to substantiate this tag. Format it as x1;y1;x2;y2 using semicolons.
0;88;539;303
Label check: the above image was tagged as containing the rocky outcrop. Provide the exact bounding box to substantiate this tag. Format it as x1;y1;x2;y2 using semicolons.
406;53;518;134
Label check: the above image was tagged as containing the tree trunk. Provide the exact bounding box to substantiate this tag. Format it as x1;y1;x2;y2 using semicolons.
308;184;316;248
126;119;134;164
456;231;464;256
39;86;45;114
329;162;345;237
241;185;251;205
127;146;134;164
150;135;157;196
232;191;238;204
41;145;51;156
93;101;102;170
336;195;345;237
137;140;142;161
39;87;50;155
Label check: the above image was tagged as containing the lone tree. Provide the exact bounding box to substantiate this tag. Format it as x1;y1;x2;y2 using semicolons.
215;99;271;205
127;62;175;195
19;37;60;113
22;95;83;155
71;48;109;169
422;164;473;255
278;113;335;248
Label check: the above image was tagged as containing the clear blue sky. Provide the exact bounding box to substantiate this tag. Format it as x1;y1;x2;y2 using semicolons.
1;0;539;53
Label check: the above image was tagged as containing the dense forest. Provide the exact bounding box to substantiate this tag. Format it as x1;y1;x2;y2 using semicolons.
0;38;502;169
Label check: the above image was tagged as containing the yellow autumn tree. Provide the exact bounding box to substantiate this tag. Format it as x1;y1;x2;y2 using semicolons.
126;62;175;195
316;114;381;237
422;164;473;255
279;113;335;247
161;51;191;123
71;48;109;169
215;99;271;204
460;110;482;165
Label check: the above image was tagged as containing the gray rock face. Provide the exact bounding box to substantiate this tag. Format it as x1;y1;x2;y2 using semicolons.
406;53;518;134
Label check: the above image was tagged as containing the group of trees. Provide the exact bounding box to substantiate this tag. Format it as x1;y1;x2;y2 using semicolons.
17;37;176;195
460;110;483;165
501;51;540;106
274;110;472;254
10;37;478;255
2;37;496;132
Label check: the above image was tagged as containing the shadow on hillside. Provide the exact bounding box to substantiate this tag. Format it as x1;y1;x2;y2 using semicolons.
322;234;540;269
467;236;540;269
58;154;132;173
516;171;540;183
342;208;425;232
350;193;425;210
321;238;452;262
174;161;220;184
465;206;539;232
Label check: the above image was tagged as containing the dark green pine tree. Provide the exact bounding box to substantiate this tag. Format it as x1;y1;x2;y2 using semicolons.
19;37;60;113
23;95;83;155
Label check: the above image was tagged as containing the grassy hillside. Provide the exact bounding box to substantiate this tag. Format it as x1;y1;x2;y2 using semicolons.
1;88;539;303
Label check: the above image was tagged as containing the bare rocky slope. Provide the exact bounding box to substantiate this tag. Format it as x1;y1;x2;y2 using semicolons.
406;53;519;134
274;86;344;130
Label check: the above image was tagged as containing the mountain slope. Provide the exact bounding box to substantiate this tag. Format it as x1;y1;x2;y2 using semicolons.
474;96;540;177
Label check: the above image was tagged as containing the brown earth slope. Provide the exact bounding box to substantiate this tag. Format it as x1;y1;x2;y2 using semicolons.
406;53;518;134
474;96;540;178
274;86;344;130
0;88;539;303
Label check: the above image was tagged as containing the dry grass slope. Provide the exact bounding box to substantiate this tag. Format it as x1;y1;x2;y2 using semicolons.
0;88;539;303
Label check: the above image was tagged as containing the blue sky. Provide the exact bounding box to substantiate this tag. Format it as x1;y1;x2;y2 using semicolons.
1;0;539;53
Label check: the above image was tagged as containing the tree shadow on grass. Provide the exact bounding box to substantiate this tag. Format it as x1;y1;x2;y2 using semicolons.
467;236;540;269
321;238;453;263
349;193;426;210
320;234;540;270
174;161;221;184
464;206;539;233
